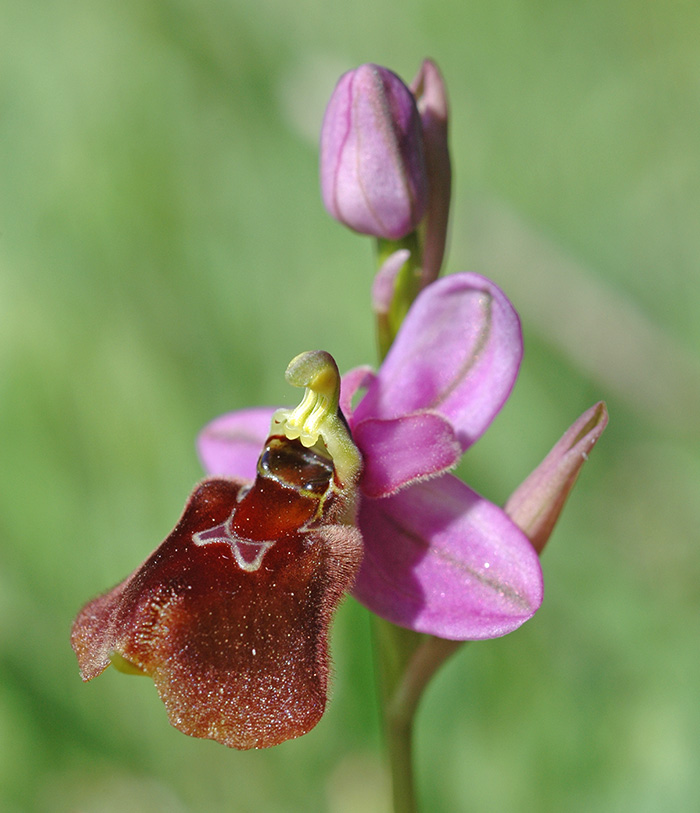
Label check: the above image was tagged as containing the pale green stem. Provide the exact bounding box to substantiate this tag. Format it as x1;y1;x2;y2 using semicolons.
373;617;464;812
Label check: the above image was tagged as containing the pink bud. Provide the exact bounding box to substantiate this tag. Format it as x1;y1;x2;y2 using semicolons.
320;64;428;240
505;402;608;553
410;59;451;285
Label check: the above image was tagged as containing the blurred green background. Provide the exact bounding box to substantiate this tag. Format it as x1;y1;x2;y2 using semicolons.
2;0;699;810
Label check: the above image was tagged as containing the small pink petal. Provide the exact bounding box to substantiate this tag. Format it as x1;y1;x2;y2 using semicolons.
353;412;461;498
339;366;376;421
352;474;543;640
354;273;523;451
197;407;276;479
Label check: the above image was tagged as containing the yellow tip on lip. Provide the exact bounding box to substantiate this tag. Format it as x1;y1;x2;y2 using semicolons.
110;651;147;676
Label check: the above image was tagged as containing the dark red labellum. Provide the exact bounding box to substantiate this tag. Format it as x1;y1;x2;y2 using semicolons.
71;437;362;749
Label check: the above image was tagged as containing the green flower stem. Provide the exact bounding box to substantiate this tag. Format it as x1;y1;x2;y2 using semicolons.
375;232;423;358
373;616;464;812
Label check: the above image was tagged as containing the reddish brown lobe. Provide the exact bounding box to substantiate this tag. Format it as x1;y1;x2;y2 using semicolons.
71;463;362;749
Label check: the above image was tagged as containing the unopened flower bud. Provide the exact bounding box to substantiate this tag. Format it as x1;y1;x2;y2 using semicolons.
410;59;451;285
320;64;428;240
505;402;608;554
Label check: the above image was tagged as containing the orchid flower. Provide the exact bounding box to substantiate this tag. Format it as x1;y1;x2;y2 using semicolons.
70;54;606;784
200;273;544;642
